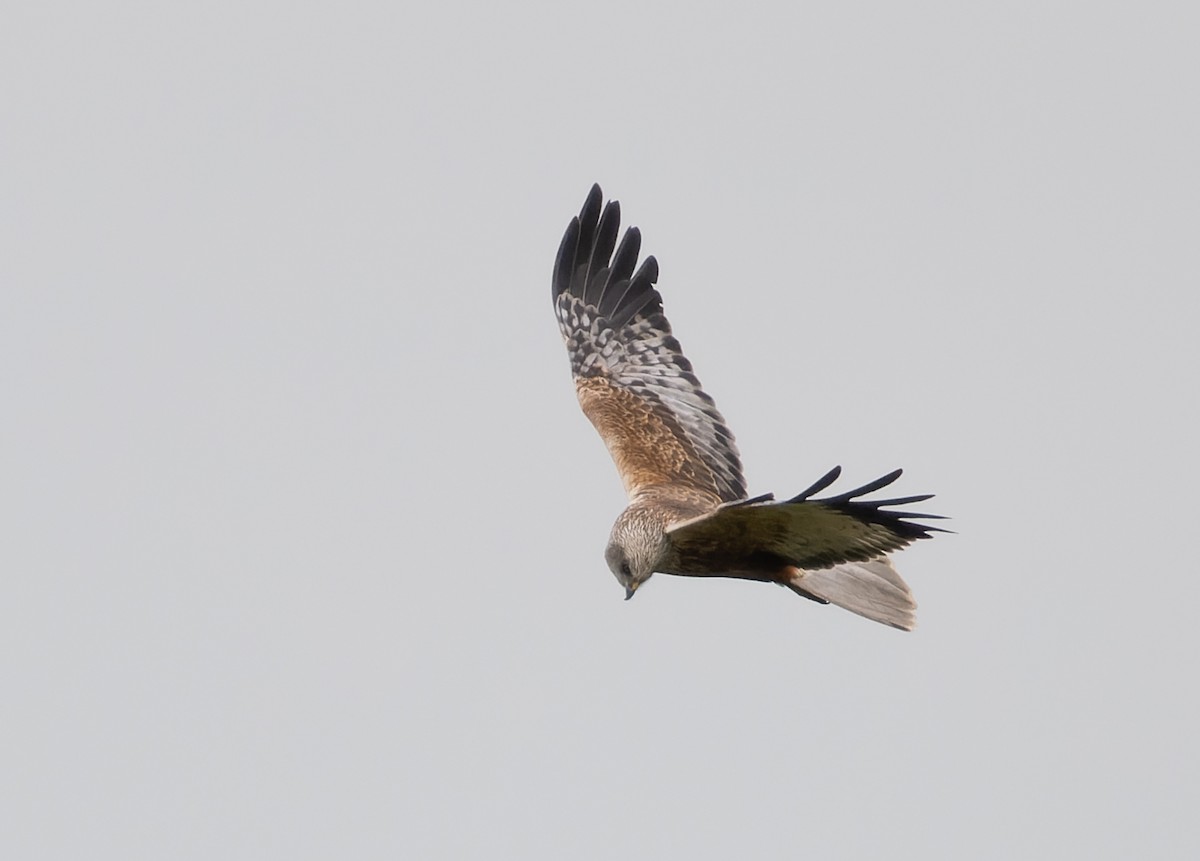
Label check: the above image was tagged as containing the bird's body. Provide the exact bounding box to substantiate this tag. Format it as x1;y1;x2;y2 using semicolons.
553;185;944;629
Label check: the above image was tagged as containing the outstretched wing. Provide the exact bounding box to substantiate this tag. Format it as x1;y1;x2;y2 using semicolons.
552;184;745;504
666;466;947;571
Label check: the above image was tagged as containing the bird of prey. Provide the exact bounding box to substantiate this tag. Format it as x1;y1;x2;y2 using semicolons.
552;184;945;630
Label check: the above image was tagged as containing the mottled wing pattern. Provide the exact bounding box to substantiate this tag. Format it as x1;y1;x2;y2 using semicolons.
552;184;745;504
666;466;947;570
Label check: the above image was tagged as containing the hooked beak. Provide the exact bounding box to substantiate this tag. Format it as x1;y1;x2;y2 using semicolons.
624;582;639;601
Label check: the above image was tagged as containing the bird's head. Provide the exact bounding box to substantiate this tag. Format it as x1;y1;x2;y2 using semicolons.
605;512;668;600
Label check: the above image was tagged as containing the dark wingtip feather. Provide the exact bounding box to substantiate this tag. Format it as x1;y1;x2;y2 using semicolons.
607;226;642;289
582;201;621;305
555;185;599;297
558;186;663;329
602;255;661;326
821;469;903;504
554;186;667;337
828;474;943;542
788;465;843;503
552;216;580;300
788;467;947;544
580;185;603;239
636;255;659;286
866;493;936;507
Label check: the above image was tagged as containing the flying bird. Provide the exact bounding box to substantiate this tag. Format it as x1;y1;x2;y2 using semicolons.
552;184;945;630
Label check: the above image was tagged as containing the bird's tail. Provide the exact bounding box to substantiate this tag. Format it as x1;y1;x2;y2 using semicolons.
783;558;917;631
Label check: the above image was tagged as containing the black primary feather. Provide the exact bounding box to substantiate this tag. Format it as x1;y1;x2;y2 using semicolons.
805;468;949;542
583;201;620;305
554;185;664;328
788;465;843;502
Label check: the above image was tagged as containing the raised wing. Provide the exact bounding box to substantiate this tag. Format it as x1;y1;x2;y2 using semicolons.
666;466;946;571
552;184;745;503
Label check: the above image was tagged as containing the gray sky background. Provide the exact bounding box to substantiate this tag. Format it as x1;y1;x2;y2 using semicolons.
4;2;1198;858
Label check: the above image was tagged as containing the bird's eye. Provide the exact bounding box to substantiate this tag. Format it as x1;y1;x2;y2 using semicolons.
620;561;632;577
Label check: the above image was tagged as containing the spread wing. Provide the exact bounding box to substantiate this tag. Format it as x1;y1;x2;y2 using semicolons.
552;184;745;504
666;466;947;571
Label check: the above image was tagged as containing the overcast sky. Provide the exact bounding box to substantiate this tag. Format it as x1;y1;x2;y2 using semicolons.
3;2;1198;859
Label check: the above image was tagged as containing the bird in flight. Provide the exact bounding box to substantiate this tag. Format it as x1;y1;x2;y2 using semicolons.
552;184;945;630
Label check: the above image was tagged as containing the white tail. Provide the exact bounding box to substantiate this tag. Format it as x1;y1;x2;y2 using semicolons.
785;557;917;631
